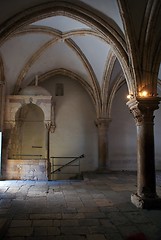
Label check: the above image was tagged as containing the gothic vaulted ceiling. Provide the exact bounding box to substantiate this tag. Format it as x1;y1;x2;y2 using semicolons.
0;0;161;112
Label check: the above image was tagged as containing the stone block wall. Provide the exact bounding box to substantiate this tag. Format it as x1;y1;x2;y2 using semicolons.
4;159;48;180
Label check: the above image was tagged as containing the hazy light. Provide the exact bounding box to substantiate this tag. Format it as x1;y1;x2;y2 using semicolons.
140;91;148;97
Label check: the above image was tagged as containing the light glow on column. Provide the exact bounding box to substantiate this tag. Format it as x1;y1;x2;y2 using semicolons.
139;91;148;97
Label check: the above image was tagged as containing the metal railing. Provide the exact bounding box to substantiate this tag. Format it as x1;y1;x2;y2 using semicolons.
50;154;84;176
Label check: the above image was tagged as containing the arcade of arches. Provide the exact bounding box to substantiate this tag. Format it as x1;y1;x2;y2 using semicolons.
0;0;161;209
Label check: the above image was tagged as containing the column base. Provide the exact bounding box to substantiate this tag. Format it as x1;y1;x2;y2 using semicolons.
131;193;161;209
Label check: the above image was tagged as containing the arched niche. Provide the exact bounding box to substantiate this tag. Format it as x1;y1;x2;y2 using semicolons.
4;95;53;180
9;103;45;160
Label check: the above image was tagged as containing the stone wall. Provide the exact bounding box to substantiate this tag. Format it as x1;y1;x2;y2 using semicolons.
4;159;47;180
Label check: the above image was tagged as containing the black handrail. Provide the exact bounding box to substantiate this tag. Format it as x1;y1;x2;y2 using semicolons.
51;154;84;174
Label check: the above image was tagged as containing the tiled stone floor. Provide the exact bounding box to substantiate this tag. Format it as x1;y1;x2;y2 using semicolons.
0;171;161;240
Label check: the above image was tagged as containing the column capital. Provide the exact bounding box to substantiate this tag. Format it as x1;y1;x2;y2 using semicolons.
95;118;111;128
126;97;161;126
45;121;56;133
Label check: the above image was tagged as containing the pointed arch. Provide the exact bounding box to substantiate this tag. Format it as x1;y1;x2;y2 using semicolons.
31;68;99;116
101;50;117;117
0;0;134;96
107;73;126;119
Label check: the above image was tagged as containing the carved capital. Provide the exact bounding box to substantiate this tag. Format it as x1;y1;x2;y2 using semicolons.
49;124;56;133
127;97;161;126
4;121;16;129
95;118;111;128
45;121;56;133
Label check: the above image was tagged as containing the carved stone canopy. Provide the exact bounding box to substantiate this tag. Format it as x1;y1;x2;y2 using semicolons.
5;95;53;129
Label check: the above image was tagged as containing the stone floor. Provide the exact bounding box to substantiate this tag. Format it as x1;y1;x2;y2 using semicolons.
0;171;161;240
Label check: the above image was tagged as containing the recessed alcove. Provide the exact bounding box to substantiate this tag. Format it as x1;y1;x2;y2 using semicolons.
4;85;52;180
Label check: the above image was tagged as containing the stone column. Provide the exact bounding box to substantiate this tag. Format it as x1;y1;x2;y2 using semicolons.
45;122;56;180
0;81;5;131
0;81;5;177
127;97;161;208
96;118;110;171
45;123;51;181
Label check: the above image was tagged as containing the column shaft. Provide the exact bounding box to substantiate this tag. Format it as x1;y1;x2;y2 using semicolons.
127;97;161;208
137;118;156;197
0;82;5;176
0;82;5;131
96;118;110;171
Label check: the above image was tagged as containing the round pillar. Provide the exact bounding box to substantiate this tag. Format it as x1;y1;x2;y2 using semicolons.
0;81;5;176
0;81;5;131
127;97;161;208
45;122;56;180
96;118;111;171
